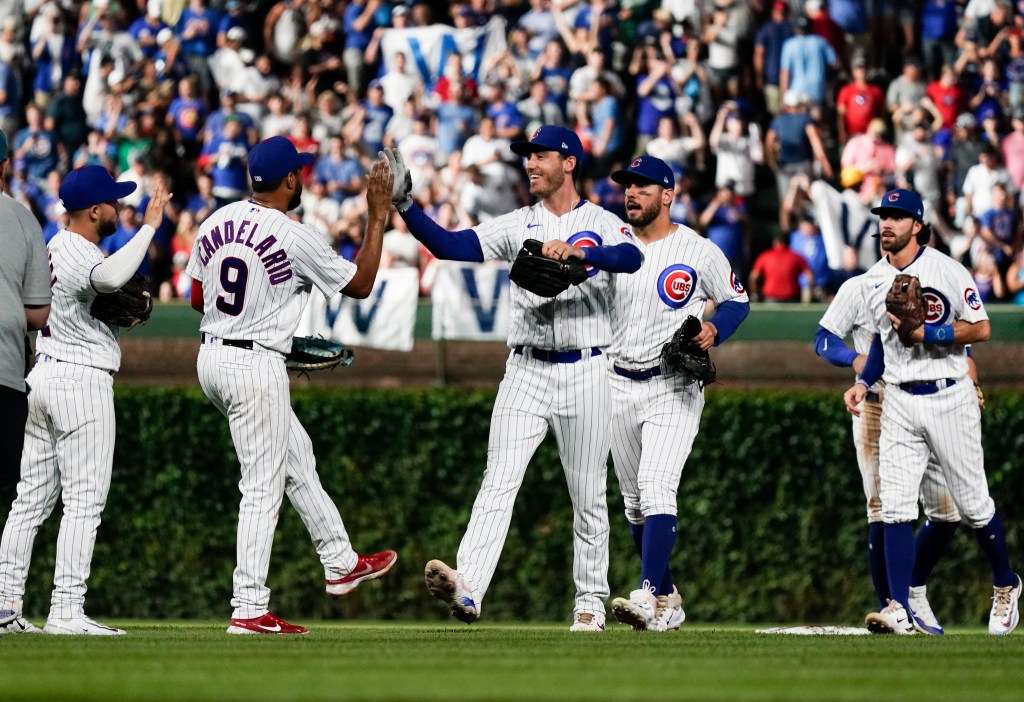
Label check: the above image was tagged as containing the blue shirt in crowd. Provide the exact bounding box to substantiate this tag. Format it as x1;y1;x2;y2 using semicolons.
921;0;959;42
344;2;375;51
436;102;477;157
314;156;365;203
176;6;221;57
769;112;814;165
780;34;835;103
789;228;830;288
754;21;793;87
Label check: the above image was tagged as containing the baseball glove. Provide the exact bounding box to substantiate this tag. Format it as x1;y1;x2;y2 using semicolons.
285;336;354;373
660;315;716;389
885;273;926;347
90;274;153;329
508;238;589;297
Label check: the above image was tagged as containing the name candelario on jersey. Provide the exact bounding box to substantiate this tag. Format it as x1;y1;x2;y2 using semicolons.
196;219;293;284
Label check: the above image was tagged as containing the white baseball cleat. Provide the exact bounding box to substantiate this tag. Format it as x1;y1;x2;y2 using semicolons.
650;586;686;632
0;611;43;634
908;585;944;635
988;573;1022;636
424;559;479;624
43;615;126;636
569;612;605;632
865;600;916;635
611;581;658;631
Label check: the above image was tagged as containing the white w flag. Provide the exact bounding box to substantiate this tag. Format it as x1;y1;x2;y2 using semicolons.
380;16;507;88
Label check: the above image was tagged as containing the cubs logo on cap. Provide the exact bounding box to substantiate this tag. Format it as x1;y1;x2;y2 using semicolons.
611;155;675;189
871;188;924;221
510;125;583;161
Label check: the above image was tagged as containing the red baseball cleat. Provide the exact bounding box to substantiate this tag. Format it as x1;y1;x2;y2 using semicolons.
226;612;309;635
325;550;398;597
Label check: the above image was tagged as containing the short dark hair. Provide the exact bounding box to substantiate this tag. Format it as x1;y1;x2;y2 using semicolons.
252;168;297;193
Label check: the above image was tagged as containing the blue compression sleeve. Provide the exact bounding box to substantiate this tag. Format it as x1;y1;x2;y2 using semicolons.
708;300;749;346
580;242;642;272
814;326;859;367
400;202;484;262
859;334;885;386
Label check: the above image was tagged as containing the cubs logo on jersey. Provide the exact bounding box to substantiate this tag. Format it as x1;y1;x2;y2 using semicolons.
964;287;982;311
568;231;602;277
657;264;698;309
922;287;951;325
730;271;745;294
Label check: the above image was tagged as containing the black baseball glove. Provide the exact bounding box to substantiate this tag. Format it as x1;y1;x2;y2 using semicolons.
508;238;589;297
285;336;355;373
90;274;153;329
660;315;716;389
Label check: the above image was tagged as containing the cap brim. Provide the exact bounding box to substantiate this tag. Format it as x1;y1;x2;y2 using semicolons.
610;169;663;187
870;206;920;219
296;152;316;168
113;181;138;200
510;141;558;157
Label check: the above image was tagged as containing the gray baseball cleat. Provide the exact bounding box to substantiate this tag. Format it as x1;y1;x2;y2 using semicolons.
1;610;43;634
569;612;605;632
424;559;479;623
43;615;126;636
989;573;1021;636
865;600;916;635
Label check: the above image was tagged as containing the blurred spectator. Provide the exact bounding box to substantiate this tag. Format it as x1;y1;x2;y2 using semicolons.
962;143;1015;223
779;16;836;108
972;249;1005;301
13;104;59;187
702;0;743;102
117;154;151;209
1003;107;1024;189
208;25;249;94
164;209;198;301
519;0;558;61
699;181;748;274
980;106;1004;145
647;113;705;178
788;214;829;299
921;0;960;78
185;172;219;222
0;53;19;142
632;45;677;156
398;113;442;199
434;51;479;104
203;90;258;148
977;181;1021;269
896;118;944;206
926;64;966;131
569;49;625;118
588;169;628;222
836;56;885;144
199;114;249;202
517;78;564;135
754;0;793;115
840;118;895;196
356;80;394;156
265;0;306;68
343;0;380;99
381;211;423;270
669;173;700;229
313;90;345;148
45;72;88;156
218;0;250;48
435;81;477;158
887;57;929;136
167;77;207;159
175;0;221;99
709;101;761;199
30;3;75;106
72;129;116;171
301;177;346;245
530;39;572;118
766;91;833;214
129;3;167;60
261;93;296;139
969;57;1009;124
482;81;524;141
102;203;148;275
948;112;985;222
749;231;812;302
460;116;520;215
379;51;418;114
829;0;868;58
1006;247;1024;303
805;0;847;61
313;135;364;205
581;77;623;177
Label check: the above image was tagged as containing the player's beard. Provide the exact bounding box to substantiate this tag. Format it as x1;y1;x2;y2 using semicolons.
98;211;118;238
529;168;563;199
879;226;913;254
625;198;661;228
287;178;303;211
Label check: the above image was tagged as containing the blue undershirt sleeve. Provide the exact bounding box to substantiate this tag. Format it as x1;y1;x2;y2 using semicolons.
814;326;859;367
708;300;750;346
580;243;642;272
399;202;484;262
859;334;885;386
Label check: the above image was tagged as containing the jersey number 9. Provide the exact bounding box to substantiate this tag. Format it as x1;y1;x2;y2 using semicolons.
216;257;249;316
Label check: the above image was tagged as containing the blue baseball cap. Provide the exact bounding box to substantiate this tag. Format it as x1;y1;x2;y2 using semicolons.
510;125;583;162
610;155;675;189
871;188;924;221
59;166;137;211
248;136;316;184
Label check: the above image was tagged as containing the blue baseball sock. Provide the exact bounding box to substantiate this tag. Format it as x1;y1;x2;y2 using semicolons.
883;522;915;611
867;522;889;610
640;514;677;596
911;520;958;587
629;522;644;559
973;512;1016;587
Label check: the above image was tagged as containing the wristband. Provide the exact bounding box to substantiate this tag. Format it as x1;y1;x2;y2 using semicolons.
855;378;870;389
923;324;954;345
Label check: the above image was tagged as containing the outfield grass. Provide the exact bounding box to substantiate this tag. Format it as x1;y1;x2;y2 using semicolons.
2;621;1021;701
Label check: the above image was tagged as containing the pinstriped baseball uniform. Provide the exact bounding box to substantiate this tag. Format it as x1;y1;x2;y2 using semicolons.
608;224;747;525
820;276;960;524
185;200;362;620
455;200;635;618
0;230;121;620
859;247;992;527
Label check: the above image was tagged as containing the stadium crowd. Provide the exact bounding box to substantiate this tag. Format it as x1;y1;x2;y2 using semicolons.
3;0;1024;304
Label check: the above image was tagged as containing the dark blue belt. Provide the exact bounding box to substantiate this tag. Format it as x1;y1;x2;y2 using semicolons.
613;364;662;381
514;346;601;363
865;391;880;403
202;332;254;350
899;379;956;395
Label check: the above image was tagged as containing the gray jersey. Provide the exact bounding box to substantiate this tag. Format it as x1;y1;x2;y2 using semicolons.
35;230;122;373
474;200;637;350
0;195;51;392
186;200;356;354
860;247;987;385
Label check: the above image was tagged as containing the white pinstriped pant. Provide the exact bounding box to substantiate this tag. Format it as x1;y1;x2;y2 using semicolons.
609;372;703;524
457;350;611;617
880;380;993;528
0;360;115;619
853;391;960;524
197;346;358;619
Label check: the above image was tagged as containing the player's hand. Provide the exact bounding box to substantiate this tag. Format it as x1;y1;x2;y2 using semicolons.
690;321;717;351
143;183;173;230
844;383;867;416
887;311;924;343
541;239;585;261
366;157;395;214
381;147;413;211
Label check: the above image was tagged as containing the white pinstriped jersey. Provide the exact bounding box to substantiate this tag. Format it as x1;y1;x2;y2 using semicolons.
474;200;637;349
36;230;122;372
610;224;748;366
860;247;987;385
818;275;881;391
185;200;356;354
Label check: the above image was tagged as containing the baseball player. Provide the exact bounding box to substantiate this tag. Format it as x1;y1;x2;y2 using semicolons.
0;166;170;636
816;271;964;635
844;188;1021;636
384;125;641;631
604;157;749;632
187;137;397;635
